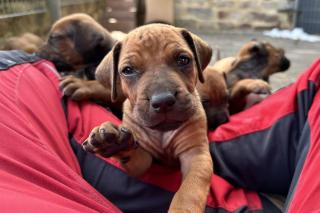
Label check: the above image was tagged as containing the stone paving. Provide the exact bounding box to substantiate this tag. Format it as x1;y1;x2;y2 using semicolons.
197;31;320;91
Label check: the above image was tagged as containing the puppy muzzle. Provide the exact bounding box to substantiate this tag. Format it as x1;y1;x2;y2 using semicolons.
280;57;290;71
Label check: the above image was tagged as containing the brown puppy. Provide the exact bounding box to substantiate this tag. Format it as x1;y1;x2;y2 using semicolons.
212;40;289;114
197;66;229;130
38;13;124;105
83;24;213;212
229;79;271;114
213;40;290;87
3;33;44;53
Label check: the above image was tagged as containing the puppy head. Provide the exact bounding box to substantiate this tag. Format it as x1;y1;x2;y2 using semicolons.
228;79;271;114
96;24;212;131
262;42;290;80
38;13;115;71
226;40;290;86
3;33;44;54
197;67;229;130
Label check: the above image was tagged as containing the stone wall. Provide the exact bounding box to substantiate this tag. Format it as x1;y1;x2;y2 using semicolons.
175;0;291;32
0;0;106;39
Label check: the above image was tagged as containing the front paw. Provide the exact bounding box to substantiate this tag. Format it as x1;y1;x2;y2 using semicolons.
60;75;92;101
82;122;137;158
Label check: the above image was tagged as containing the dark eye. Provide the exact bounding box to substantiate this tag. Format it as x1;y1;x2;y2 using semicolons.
49;34;63;41
201;99;210;107
121;66;137;76
176;54;190;66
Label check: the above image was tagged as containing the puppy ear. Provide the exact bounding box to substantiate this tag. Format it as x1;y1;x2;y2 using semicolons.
73;25;115;64
222;72;227;83
181;30;212;83
111;42;122;102
95;42;122;102
249;44;261;53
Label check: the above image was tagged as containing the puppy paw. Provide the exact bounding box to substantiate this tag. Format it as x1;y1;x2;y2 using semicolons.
244;80;271;109
60;75;93;101
82;122;137;158
246;79;271;95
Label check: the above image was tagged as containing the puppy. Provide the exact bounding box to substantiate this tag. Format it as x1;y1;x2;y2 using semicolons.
229;79;271;114
213;40;290;87
212;40;289;114
83;24;213;212
3;33;44;53
196;66;229;130
38;13;125;106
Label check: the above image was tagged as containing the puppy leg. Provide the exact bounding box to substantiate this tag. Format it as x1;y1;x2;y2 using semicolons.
60;75;110;102
82;122;152;177
169;145;213;213
229;79;271;114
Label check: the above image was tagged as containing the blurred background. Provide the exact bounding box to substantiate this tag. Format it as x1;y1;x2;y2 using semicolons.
0;0;319;89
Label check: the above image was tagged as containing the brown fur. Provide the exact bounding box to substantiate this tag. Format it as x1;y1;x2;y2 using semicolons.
37;13;124;108
213;40;290;87
211;40;289;115
229;79;271;114
83;24;213;212
196;66;229;129
3;33;44;53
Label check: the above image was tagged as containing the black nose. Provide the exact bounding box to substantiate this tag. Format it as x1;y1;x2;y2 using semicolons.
280;57;290;71
150;92;176;113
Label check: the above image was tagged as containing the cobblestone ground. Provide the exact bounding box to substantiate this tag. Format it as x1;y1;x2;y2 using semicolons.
197;31;320;91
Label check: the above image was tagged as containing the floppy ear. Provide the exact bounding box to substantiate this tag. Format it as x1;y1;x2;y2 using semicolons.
181;30;212;83
111;43;122;102
73;22;116;64
249;44;261;54
222;72;227;84
95;42;122;102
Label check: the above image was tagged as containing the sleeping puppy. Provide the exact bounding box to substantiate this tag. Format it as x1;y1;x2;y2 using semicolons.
3;33;44;54
83;24;213;212
38;13;125;106
197;66;229;129
213;40;290;87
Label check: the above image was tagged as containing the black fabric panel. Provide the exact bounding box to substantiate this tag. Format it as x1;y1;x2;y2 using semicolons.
0;50;41;70
71;140;279;213
210;81;316;195
71;139;172;213
283;122;311;212
210;115;298;195
260;196;283;213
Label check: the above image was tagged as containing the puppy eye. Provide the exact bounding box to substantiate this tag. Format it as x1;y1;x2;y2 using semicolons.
49;34;63;40
121;66;137;76
201;99;210;106
176;54;190;66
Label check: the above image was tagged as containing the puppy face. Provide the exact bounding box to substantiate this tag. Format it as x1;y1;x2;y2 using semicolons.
96;24;212;131
39;13;115;71
226;40;290;86
197;67;229;129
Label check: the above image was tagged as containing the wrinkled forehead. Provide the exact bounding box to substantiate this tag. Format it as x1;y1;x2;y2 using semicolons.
120;26;191;62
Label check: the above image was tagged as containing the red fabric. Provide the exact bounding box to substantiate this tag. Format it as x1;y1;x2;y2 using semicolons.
0;60;120;213
288;61;320;212
67;81;262;212
209;58;320;142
